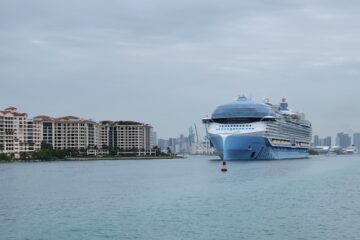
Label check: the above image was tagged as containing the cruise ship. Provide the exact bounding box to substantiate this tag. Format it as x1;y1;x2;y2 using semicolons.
202;96;312;160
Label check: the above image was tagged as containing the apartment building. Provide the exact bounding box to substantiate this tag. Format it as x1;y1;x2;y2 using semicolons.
99;121;153;155
0;107;41;157
1;106;154;157
33;115;100;150
99;121;110;148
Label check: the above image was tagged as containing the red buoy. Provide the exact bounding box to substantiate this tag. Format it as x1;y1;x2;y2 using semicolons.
221;160;227;172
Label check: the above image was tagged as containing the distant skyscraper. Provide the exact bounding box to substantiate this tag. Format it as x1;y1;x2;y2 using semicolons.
152;131;157;147
336;132;351;148
313;135;319;146
158;139;169;151
179;134;185;149
318;136;331;147
314;135;331;147
168;138;177;153
323;136;332;147
188;126;195;145
353;133;360;149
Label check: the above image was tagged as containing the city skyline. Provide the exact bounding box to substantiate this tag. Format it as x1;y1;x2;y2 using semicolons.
1;0;360;139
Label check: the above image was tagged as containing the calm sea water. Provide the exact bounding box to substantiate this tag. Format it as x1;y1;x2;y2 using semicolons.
1;155;360;240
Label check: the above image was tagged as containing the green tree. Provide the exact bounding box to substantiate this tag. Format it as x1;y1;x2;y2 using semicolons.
41;141;53;150
0;153;11;161
32;148;67;160
152;145;161;156
308;149;319;155
19;152;29;160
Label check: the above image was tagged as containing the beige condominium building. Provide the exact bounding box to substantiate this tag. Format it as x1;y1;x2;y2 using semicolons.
0;107;41;158
99;121;153;155
33;115;100;151
1;107;154;157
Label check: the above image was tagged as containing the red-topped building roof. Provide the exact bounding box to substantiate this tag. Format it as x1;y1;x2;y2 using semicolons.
0;107;27;117
33;115;54;121
55;116;80;121
4;106;17;111
33;114;95;123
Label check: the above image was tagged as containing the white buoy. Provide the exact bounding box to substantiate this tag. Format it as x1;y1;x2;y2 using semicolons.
221;160;227;172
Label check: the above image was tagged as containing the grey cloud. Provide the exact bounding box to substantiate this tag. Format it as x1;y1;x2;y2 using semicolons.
1;0;360;139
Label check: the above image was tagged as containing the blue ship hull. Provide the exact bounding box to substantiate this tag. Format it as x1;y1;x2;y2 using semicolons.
210;135;309;160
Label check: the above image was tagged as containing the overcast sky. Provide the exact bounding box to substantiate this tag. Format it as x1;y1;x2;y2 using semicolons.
1;0;360;140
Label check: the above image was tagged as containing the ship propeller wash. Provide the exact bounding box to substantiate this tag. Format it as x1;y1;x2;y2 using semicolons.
202;96;312;160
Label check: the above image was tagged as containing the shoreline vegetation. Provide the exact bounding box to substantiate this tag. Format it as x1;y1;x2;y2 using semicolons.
0;145;182;163
308;149;319;155
0;155;183;163
0;154;183;163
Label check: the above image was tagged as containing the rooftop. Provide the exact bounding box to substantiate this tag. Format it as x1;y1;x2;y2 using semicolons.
211;96;275;119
